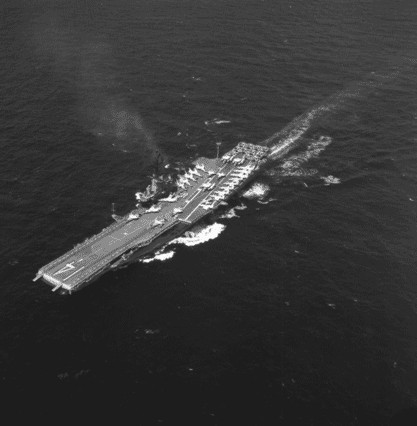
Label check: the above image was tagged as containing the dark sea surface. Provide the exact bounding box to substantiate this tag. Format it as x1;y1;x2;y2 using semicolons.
1;0;417;424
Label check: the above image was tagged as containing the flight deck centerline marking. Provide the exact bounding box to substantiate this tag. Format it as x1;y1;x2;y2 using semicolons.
183;187;202;208
54;262;76;275
63;266;85;282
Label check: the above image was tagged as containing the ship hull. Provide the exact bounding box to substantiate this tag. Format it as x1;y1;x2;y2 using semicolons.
62;221;193;293
34;142;270;293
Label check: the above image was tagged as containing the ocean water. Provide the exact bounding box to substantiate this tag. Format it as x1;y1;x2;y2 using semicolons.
1;0;417;424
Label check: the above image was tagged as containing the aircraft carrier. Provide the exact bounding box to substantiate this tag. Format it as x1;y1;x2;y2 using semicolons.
33;142;270;293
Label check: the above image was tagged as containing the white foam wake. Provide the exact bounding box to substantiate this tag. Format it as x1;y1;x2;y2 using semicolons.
219;208;240;219
242;182;270;200
321;175;341;185
171;223;226;247
218;203;247;219
140;250;175;264
275;135;333;177
257;198;277;205
139;223;227;263
204;118;231;126
262;69;404;161
234;203;248;211
264;106;331;161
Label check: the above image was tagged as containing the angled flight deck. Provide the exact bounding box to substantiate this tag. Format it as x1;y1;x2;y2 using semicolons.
34;143;270;293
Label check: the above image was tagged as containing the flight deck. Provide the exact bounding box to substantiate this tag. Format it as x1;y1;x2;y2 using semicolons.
34;142;270;293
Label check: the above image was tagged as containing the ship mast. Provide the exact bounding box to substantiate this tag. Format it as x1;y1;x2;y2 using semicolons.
154;151;163;175
216;142;222;159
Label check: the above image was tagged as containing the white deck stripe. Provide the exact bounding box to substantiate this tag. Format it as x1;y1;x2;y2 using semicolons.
183;187;202;208
63;266;85;282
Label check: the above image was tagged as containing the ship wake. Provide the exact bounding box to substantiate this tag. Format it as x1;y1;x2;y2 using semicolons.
268;135;333;178
218;203;247;219
140;250;176;264
171;223;226;247
263;106;330;161
137;71;404;265
139;223;226;264
242;182;271;200
262;68;403;162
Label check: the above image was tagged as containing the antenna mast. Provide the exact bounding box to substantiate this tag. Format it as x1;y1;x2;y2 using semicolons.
216;141;222;159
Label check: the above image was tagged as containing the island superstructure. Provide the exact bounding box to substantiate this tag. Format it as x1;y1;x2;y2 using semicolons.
33;142;270;293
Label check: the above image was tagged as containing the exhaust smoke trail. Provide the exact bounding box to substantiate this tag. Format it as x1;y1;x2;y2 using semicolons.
29;8;160;159
89;98;157;156
75;39;158;156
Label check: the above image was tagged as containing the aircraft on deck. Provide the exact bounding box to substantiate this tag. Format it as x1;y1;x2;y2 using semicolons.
127;212;140;221
151;218;164;228
145;205;162;213
160;193;178;202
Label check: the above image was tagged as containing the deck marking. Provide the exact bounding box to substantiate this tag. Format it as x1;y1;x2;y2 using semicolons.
183;187;202;208
63;266;85;281
54;262;76;275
